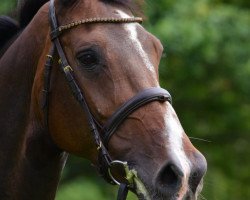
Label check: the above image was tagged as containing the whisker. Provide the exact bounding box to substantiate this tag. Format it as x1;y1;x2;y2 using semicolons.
203;179;216;187
189;137;212;143
198;193;207;200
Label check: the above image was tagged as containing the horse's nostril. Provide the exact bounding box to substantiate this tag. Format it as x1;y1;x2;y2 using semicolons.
157;163;184;190
189;170;204;194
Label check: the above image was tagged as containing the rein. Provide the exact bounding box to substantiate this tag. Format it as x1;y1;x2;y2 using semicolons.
43;0;172;199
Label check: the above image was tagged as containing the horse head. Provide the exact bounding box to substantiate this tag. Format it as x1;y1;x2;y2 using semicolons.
31;0;207;199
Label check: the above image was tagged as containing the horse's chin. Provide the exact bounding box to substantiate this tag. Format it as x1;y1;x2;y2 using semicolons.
134;191;199;200
135;192;199;200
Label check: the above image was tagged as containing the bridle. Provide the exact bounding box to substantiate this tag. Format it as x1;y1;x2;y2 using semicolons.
43;0;172;199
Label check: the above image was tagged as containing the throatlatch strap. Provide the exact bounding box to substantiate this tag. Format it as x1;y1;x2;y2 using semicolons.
117;184;129;200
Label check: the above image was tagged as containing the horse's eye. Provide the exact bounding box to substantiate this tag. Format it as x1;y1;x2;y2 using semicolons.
77;50;99;70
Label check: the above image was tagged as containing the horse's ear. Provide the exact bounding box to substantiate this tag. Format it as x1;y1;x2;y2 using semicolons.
18;0;48;28
0;16;20;50
61;0;78;7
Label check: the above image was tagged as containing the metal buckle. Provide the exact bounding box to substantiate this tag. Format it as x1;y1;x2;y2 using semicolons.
63;65;73;72
108;160;131;186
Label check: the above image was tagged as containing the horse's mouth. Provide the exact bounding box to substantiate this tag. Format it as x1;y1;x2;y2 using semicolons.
130;170;200;200
134;187;199;200
135;191;198;200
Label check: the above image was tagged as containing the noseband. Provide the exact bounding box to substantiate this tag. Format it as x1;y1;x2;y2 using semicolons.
44;0;172;199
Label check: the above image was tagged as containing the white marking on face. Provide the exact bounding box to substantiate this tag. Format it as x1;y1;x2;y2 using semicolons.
164;103;191;179
116;10;155;72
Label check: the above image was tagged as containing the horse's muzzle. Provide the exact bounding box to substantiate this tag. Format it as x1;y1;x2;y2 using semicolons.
153;151;207;200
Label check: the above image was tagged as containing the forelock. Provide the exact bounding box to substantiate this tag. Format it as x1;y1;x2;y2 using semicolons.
100;0;144;15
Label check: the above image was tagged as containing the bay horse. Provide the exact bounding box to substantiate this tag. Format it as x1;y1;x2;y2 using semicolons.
0;0;207;199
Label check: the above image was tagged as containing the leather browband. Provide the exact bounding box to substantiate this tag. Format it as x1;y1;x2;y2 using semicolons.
51;17;143;40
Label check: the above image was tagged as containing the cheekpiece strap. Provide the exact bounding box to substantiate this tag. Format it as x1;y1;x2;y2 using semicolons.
42;45;55;129
49;0;113;184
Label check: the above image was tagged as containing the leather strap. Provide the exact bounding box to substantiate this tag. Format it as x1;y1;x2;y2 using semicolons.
42;46;55;128
117;184;129;200
102;87;172;146
49;0;113;182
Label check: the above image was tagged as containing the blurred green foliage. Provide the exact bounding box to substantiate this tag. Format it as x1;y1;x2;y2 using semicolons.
1;0;250;199
145;0;250;199
0;0;16;15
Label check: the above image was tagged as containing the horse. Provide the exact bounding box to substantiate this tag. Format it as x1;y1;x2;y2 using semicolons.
0;0;207;199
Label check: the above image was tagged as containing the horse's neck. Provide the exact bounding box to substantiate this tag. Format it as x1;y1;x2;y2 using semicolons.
11;122;68;200
0;7;67;200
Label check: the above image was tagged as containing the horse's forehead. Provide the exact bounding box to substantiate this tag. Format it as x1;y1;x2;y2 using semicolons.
115;11;155;72
66;0;119;18
60;1;160;76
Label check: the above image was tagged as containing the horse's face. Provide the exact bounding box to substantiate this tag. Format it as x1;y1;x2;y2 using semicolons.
42;0;207;199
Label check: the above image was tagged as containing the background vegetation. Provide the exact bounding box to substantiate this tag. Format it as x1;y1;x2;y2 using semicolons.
1;0;249;199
